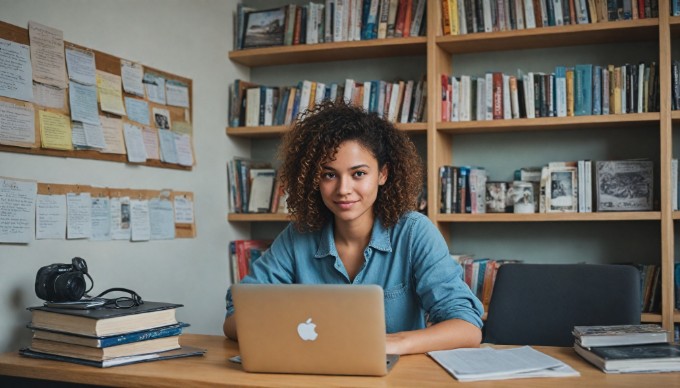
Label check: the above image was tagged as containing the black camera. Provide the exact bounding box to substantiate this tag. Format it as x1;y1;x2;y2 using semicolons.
35;257;93;302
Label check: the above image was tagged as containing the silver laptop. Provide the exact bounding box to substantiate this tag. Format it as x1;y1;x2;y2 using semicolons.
231;283;399;376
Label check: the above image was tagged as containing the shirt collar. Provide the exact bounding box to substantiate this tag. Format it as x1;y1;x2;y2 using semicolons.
314;216;393;259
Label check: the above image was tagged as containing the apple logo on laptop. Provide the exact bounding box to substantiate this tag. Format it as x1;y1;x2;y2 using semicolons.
297;318;318;341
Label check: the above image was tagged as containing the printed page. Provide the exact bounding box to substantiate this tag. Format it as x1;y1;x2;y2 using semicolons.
122;122;147;163
110;196;131;240
165;80;189;108
0;100;35;147
66;192;92;239
36;194;66;239
32;82;66;110
0;177;37;243
90;196;111;241
141;126;160;160
68;80;100;125
149;198;175;240
174;133;193;166
96;70;126;116
71;121;88;148
158;128;178;164
39;110;72;150
143;73;165;104
124;97;150;125
120;60;144;97
28;21;67;89
82;121;106;149
173;196;194;224
0;38;33;101
99;115;126;154
65;47;97;86
130;199;150;241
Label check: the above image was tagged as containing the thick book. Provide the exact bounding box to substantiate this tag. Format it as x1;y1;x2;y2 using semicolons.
29;335;180;361
573;324;669;348
19;345;205;368
574;343;680;373
28;323;188;348
28;301;182;337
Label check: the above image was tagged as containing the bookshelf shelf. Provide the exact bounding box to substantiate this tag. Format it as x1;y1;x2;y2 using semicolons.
226;122;427;138
673;212;680;220
641;313;662;323
229;37;427;67
436;19;659;55
228;213;290;222
675;311;680;323
437;113;660;135
436;212;661;223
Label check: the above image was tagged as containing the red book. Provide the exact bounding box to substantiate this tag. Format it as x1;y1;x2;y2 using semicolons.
492;72;503;120
441;74;450;121
395;0;408;37
293;7;302;45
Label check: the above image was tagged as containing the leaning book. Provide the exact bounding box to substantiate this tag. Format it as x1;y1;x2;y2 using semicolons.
27;301;182;337
574;343;680;373
595;160;653;211
19;346;206;368
573;324;669;348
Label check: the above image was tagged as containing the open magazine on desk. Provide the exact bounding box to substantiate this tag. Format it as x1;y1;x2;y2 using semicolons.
428;346;580;382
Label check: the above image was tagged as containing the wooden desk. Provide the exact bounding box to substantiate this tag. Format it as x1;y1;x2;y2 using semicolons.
1;334;679;387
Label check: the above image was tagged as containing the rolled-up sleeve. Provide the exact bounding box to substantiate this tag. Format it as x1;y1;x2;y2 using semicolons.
410;217;484;328
225;224;297;317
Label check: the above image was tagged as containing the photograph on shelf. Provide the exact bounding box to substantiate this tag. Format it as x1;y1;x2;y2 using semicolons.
242;7;286;49
485;182;507;213
547;168;577;213
595;160;653;212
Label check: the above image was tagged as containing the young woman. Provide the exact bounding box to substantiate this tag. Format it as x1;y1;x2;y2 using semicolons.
224;101;483;354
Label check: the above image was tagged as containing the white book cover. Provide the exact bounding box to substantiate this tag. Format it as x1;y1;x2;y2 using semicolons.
264;87;274;126
483;0;493;32
585;160;592;212
330;83;338;101
577;0;589;24
540;0;549;26
245;87;260;127
315;82;326;105
637;63;645;113
299;80;313;115
401;80;414;123
387;82;400;122
578;160;585;212
362;81;371;111
524;0;536;28
503;74;511;119
485;73;493;120
450;78;460;122
248;169;276;213
510;76;520;119
556;73;567;118
553;0;564;25
525;72;536;119
334;0;346;41
307;3;318;44
673;159;678;211
476;78;486;121
515;0;525;29
457;0;467;35
602;69;610;114
460;75;471;121
621;65;627;114
343;78;354;104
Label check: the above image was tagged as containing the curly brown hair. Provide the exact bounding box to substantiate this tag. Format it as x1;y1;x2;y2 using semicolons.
277;100;424;232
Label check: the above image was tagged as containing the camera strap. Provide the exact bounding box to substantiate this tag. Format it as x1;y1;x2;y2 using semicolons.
95;287;144;308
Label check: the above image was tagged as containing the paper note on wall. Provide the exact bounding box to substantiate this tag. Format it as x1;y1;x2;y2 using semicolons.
65;47;96;86
142;126;160;160
166;80;189;108
122;122;147;163
69;81;100;125
143;73;165;104
158;128;178;164
130;199;150;241
91;196;111;241
39;110;72;150
99;115;126;154
0;38;33;102
0;177;37;243
149;198;175;240
120;60;144;97
96;70;126;116
110;196;131;240
174;196;194;224
36;194;66;239
0;100;35;147
124;97;150;125
66;192;92;239
32;82;65;110
174;133;193;166
28;21;67;89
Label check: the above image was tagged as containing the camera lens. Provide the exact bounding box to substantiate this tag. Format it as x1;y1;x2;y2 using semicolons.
53;272;86;302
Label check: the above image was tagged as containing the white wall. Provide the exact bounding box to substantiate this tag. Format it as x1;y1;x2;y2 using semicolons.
0;0;248;352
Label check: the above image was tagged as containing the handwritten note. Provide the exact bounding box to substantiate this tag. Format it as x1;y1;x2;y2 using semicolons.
72;121;106;149
28;21;67;89
39;110;72;150
121;60;144;97
174;196;194;224
166;80;189;108
0;100;35;147
143;73;165;104
122;122;147;163
142;126;160;160
99;115;126;154
149;198;175;240
69;81;100;125
36;194;66;239
96;70;126;116
66;192;92;239
0;38;33;102
65;47;96;86
71;121;88;148
91;196;111;241
0;177;37;243
130;199;150;241
174;133;194;166
33;82;65;109
158;128;178;164
124;97;150;125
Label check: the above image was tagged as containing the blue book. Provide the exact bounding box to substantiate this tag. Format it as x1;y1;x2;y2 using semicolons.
20;345;204;368
27;323;189;348
574;64;593;116
592;66;602;115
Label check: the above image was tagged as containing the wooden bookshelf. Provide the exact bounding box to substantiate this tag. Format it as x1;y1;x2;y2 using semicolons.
227;1;678;335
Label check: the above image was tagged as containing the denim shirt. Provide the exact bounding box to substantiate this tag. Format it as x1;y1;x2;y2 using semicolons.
225;211;484;333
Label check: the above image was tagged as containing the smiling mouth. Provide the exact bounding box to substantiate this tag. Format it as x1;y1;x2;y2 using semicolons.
335;201;357;209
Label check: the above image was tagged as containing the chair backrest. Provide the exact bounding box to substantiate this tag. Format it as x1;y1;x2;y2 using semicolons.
483;264;641;347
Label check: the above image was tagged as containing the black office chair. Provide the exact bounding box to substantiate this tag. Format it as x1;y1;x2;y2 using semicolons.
483;263;641;347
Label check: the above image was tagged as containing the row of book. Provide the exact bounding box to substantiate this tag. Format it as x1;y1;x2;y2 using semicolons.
452;255;522;309
441;0;661;36
20;301;204;367
440;61;660;122
227;159;287;214
235;0;426;50
633;263;662;313
440;159;654;214
573;324;677;373
229;77;427;128
230;239;273;284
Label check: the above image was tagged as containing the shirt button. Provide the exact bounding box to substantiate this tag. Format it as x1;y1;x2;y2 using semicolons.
365;248;371;255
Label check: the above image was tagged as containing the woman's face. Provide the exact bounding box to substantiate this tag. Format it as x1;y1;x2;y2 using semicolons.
319;140;387;226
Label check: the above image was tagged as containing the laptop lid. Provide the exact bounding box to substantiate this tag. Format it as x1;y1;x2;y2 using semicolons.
232;284;394;376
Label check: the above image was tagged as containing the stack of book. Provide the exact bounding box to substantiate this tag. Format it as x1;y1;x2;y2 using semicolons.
20;301;205;367
573;324;680;373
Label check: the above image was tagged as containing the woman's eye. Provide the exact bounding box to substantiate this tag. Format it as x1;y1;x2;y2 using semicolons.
322;172;335;179
354;171;366;177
